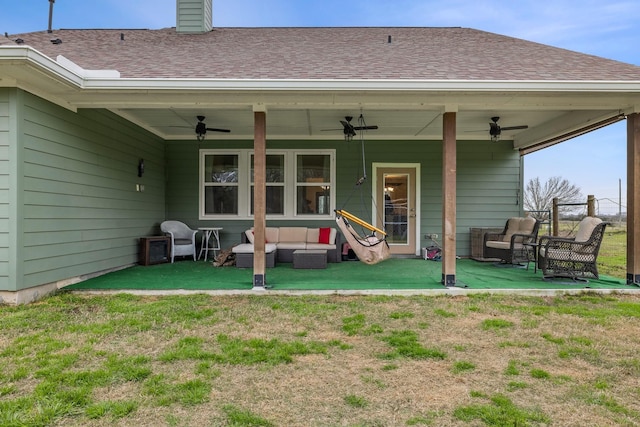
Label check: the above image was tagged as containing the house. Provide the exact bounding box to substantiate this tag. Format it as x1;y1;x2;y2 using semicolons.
1;0;640;302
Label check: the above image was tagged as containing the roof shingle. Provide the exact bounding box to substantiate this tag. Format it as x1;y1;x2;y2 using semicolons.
3;26;640;81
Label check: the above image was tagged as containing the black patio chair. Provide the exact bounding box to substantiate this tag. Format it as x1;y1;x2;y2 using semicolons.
537;217;608;280
483;217;540;266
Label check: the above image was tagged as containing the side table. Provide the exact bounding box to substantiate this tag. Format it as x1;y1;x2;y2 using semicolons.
198;227;223;261
524;242;538;273
139;236;171;266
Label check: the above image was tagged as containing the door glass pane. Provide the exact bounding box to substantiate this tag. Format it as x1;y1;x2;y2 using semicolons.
383;174;408;244
204;186;238;215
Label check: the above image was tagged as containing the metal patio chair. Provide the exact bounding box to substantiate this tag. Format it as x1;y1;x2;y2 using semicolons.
483;216;540;266
537;216;608;281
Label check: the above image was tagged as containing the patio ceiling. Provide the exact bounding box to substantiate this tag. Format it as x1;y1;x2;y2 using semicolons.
115;105;618;146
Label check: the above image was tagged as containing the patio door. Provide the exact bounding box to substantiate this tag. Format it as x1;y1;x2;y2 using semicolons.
374;165;419;256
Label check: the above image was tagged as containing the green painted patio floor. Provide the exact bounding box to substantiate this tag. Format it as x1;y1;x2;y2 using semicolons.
65;258;631;291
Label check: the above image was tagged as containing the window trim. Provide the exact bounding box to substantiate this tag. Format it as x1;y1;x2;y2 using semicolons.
199;149;336;220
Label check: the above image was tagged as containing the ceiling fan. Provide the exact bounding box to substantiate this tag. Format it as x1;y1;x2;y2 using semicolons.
195;115;230;141
489;116;528;141
324;114;378;141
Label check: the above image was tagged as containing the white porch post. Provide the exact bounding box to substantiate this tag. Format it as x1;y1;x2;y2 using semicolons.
442;111;457;286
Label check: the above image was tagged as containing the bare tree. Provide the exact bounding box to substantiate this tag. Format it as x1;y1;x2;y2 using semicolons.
524;176;583;220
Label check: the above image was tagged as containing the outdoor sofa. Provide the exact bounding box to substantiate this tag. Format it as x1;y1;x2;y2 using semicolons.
232;226;341;268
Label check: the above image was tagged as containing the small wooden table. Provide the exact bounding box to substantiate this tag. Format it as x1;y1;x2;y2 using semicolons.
293;250;327;269
198;227;222;261
139;236;170;266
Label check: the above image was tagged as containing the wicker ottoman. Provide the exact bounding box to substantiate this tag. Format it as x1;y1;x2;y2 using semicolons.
232;243;277;268
293;249;327;269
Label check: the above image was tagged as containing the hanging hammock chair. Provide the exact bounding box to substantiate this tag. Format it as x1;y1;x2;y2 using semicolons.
334;113;391;265
335;209;390;265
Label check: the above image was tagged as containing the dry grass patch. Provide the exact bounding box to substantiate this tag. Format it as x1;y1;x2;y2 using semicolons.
1;292;640;426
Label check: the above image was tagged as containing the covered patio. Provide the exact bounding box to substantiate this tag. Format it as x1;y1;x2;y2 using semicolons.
2;1;640;303
64;258;629;294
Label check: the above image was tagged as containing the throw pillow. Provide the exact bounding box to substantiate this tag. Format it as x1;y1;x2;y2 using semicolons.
318;227;331;244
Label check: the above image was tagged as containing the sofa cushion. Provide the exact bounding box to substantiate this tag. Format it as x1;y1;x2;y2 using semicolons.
307;227;336;244
276;242;307;250
306;228;319;243
574;217;602;242
247;227;279;243
232;243;278;254
485;241;525;250
279;227;308;243
503;217;536;242
306;243;337;250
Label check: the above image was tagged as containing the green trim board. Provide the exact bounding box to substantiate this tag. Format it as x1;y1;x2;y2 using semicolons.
65;258;628;292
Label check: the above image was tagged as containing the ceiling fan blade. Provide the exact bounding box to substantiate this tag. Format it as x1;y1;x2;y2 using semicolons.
353;125;378;130
500;125;528;131
206;127;231;133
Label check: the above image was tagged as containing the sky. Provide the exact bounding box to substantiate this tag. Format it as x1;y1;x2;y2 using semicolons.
1;0;638;214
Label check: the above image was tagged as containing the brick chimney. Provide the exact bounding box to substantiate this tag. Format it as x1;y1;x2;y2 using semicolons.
176;0;212;34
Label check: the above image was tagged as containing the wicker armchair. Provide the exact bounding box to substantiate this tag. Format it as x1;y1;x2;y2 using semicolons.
537;217;608;280
483;217;540;265
160;220;198;263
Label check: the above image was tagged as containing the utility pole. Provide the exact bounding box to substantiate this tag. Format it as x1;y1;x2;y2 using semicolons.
619;178;623;226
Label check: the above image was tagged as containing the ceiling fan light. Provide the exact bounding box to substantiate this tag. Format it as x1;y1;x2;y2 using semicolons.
491;134;500;142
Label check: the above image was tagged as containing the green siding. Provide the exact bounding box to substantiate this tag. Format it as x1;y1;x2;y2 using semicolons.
7;91;166;291
0;89;11;289
176;0;212;33
165;138;523;256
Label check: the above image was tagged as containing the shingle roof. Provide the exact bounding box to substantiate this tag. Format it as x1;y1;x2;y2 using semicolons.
3;26;640;81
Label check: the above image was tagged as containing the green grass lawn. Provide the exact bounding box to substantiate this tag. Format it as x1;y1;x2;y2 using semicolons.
2;292;640;426
598;225;627;278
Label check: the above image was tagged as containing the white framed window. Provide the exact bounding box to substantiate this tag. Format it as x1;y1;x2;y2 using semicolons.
200;149;335;220
250;153;286;216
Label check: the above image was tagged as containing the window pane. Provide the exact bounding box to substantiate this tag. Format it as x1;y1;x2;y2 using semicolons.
296;155;330;182
251;155;284;183
205;155;238;183
251;186;284;214
204;186;238;214
297;186;330;215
